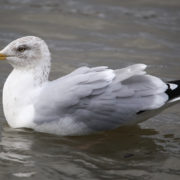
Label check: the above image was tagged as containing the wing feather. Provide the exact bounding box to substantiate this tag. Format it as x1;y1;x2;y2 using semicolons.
34;64;168;132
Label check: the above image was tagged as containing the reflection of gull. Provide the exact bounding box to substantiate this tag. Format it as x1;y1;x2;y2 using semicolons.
0;36;180;136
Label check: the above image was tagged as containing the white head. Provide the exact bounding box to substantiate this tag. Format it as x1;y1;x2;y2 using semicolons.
0;36;51;69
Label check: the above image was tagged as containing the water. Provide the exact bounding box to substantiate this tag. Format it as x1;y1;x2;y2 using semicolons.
0;0;180;179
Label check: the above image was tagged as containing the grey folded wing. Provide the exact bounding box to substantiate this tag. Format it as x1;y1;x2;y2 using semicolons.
33;64;168;131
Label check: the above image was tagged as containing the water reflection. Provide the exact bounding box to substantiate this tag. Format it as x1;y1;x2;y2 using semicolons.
0;124;165;179
0;119;180;179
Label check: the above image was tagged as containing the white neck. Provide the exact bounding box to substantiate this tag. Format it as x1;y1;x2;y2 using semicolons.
2;62;50;128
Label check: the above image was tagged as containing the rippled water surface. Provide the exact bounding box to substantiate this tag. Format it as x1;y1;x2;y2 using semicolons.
0;0;180;179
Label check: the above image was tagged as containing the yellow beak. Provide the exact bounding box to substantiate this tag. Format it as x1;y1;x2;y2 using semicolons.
0;53;7;60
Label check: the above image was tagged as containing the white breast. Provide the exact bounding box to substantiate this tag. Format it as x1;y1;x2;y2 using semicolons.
3;69;40;128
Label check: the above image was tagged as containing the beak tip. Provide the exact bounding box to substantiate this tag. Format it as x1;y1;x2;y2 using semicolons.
0;53;7;60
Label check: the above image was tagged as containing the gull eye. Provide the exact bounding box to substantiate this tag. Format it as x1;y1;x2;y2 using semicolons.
17;45;29;53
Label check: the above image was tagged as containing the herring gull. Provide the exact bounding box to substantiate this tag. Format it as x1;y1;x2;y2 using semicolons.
0;36;180;135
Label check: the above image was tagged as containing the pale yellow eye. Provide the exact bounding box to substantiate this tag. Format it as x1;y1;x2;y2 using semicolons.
17;47;26;52
17;45;29;53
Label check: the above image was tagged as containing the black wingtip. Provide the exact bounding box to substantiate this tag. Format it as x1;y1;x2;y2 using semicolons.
166;80;180;101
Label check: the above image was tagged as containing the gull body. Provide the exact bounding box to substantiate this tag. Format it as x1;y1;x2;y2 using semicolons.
0;36;180;136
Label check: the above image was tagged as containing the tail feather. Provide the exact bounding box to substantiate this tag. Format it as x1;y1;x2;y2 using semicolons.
166;80;180;102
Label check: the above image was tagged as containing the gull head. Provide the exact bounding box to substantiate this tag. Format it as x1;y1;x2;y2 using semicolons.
0;36;51;69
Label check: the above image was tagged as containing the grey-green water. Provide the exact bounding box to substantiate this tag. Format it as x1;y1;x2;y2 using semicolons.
0;0;180;179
